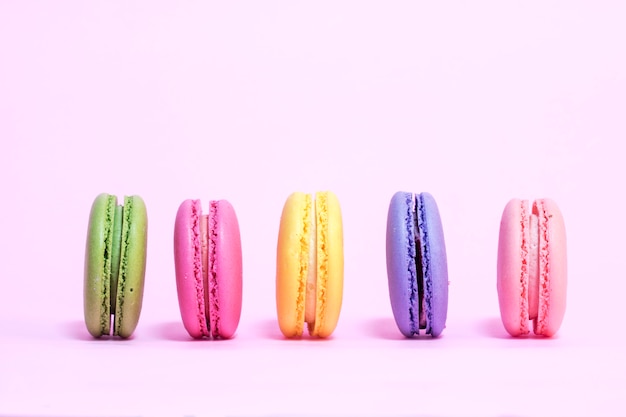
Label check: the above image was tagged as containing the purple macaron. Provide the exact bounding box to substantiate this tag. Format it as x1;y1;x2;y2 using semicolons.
386;191;449;337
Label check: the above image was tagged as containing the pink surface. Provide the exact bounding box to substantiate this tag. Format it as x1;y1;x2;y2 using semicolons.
2;2;626;416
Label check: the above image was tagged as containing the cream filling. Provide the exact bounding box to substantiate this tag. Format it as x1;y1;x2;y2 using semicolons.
304;198;317;326
109;204;123;332
528;213;539;320
200;214;211;335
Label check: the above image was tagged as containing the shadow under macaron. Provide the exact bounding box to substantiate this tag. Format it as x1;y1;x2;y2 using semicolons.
61;320;137;341
477;317;564;341
254;318;343;342
364;317;448;341
155;321;246;343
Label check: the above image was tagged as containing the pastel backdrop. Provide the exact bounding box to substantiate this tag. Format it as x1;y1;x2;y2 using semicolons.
1;2;625;416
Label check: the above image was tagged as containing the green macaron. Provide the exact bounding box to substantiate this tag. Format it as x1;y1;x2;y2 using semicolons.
84;193;147;338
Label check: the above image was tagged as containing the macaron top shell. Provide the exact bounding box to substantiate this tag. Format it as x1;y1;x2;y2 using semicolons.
210;200;243;339
386;192;419;337
386;192;448;337
311;191;343;338
534;199;567;335
276;192;310;337
84;193;147;338
497;198;567;337
84;193;116;337
114;195;148;338
174;199;210;338
419;192;448;337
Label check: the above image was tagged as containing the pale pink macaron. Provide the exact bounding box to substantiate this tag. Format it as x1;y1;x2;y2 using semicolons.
174;199;242;339
497;198;567;337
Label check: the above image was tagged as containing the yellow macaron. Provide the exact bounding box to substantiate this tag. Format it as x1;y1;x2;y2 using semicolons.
276;191;343;338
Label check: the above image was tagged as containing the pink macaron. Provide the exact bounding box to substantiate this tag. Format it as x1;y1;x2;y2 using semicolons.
497;198;567;337
174;199;242;339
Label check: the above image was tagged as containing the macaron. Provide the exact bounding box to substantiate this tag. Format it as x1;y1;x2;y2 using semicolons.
497;198;567;337
386;191;448;337
174;199;242;339
84;193;148;338
276;191;343;338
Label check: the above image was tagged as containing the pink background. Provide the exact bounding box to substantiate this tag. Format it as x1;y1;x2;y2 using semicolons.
1;2;625;416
